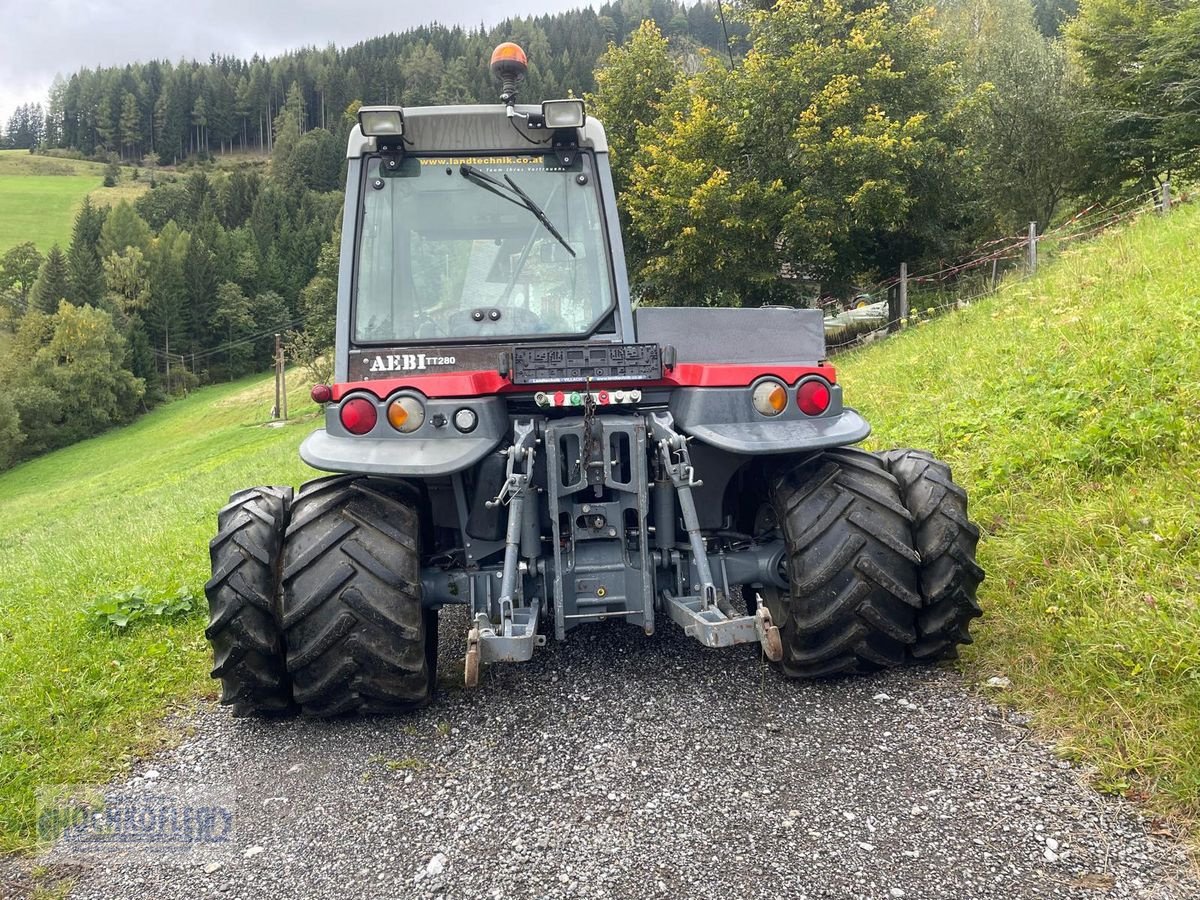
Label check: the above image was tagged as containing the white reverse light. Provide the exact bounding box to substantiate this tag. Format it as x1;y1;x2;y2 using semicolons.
453;408;478;433
358;106;405;137
542;99;585;129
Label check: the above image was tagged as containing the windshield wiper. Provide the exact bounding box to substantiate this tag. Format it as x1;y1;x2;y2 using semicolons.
459;164;576;258
458;164;527;210
501;174;576;258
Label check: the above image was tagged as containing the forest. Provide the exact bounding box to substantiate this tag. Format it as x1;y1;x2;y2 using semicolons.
0;1;733;162
0;0;1196;470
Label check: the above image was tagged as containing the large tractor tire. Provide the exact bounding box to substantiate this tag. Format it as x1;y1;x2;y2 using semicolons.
760;448;924;677
280;475;435;717
880;449;984;660
204;486;294;716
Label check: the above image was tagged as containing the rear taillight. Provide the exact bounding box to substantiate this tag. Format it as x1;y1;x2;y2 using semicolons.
796;380;831;416
311;384;332;404
751;379;788;417
340;397;377;434
386;396;426;433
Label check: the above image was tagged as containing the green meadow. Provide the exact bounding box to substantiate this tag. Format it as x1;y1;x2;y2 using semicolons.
0;150;146;253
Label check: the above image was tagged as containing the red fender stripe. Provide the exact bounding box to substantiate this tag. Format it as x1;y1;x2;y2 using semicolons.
330;363;838;401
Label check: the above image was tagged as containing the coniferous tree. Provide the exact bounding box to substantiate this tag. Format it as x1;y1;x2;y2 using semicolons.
182;231;219;356
39;2;733;163
31;246;73;313
120;91;142;159
145;222;191;392
67;198;107;306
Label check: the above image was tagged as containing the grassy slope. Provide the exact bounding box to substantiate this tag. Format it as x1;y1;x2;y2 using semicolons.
0;206;1196;851
840;204;1200;824
0;374;320;851
0;151;146;253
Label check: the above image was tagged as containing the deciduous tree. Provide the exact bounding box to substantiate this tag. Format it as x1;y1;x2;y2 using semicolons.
1069;0;1200;192
99;202;153;259
0;242;43;318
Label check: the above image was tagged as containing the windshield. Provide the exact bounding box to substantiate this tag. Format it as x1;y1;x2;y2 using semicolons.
354;153;615;343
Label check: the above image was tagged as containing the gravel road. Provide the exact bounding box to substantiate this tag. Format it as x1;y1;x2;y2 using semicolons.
26;610;1200;900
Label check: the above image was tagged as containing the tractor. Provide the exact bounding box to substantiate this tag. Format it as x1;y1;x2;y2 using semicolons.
205;43;984;716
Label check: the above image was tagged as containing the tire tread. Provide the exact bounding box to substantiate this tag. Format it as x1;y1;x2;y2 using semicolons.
281;477;434;716
767;448;922;678
203;486;294;716
880;449;985;662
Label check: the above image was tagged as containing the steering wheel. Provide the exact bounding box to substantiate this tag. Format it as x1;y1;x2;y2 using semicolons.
413;314;447;339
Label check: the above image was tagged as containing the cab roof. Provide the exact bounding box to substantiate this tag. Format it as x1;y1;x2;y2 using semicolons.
346;104;609;158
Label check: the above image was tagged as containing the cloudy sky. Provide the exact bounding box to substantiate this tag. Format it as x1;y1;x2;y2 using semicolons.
0;0;591;126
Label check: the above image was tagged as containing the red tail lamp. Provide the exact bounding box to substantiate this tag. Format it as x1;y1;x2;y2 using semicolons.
340;397;377;435
311;384;333;404
797;380;831;416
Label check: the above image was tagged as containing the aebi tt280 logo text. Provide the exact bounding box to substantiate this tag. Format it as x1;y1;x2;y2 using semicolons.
368;353;457;373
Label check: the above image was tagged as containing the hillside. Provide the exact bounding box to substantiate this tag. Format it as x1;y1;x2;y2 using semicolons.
0;150;145;252
0;203;1197;851
0;374;320;851
841;203;1200;822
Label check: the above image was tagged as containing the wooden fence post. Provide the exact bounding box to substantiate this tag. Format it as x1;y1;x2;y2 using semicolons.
899;262;909;327
1027;222;1038;274
1161;180;1172;214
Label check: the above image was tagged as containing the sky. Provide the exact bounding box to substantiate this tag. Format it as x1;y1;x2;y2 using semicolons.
0;0;591;127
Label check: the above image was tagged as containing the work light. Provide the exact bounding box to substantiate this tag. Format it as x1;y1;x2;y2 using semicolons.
357;106;405;137
541;99;586;129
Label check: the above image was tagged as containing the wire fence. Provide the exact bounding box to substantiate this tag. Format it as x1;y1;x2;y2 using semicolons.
824;181;1186;355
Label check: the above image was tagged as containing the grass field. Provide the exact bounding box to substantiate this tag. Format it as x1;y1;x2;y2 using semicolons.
0;151;147;253
842;204;1200;826
0;204;1197;852
0;375;320;852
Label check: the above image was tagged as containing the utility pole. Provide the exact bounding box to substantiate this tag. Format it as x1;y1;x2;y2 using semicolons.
1027;222;1038;274
280;336;288;421
273;333;282;420
899;262;909;327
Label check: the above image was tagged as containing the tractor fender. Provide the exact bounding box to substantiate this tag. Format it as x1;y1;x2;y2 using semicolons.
300;428;507;477
300;396;508;477
668;384;871;455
